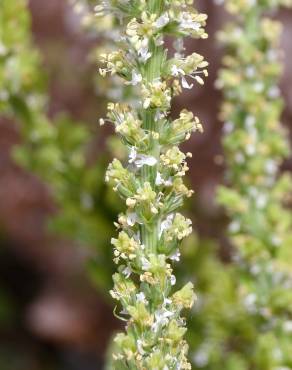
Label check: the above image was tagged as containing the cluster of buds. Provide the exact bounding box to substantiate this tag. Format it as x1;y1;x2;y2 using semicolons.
97;0;208;368
213;0;292;369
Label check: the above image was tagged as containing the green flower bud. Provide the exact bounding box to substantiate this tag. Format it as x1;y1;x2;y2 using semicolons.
173;282;197;309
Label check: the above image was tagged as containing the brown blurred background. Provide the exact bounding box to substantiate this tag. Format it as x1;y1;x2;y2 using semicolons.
0;1;291;369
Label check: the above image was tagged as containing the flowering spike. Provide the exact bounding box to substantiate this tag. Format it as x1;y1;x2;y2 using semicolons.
96;0;208;367
214;0;292;368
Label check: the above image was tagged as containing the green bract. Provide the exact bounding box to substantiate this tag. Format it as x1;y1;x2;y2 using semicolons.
97;0;208;368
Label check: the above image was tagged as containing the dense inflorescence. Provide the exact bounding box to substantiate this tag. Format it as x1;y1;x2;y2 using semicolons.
215;0;292;368
97;0;208;368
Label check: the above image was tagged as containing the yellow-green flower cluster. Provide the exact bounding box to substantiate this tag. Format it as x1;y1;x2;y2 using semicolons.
0;0;45;116
224;0;291;13
97;0;208;368
212;1;292;369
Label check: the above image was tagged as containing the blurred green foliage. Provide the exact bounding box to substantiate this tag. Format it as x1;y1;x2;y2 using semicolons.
0;0;45;114
0;0;120;292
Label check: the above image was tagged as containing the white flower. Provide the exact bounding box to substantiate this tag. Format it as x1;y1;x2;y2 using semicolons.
143;98;151;109
171;64;185;77
136;292;147;303
179;12;201;31
171;65;180;76
135;155;157;168
155;13;170;28
152;308;174;332
170;275;176;286
156;172;173;187
138;40;152;62
155;36;165;46
155;172;164;186
129;148;157;167
182;76;194;89
170;250;181;262
129;147;137;163
173;38;185;56
163;298;172;306
127;70;142;86
160;214;174;236
127;213;138;226
110;289;120;300
122;266;132;278
154;111;166;121
139;48;152;62
156;172;164;186
141;256;151;270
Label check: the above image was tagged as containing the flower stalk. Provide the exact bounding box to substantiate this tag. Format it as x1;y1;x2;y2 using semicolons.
97;0;208;368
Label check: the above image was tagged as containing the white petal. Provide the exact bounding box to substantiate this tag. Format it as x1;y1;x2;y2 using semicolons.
156;172;163;186
128;147;137;163
155;13;169;28
136;292;146;303
182;76;194;89
143;98;151;109
135;155;157;168
122;266;132;278
170;250;181;262
170;275;176;286
171;65;180;76
141;257;151;270
160;214;174;236
129;70;142;86
127;213;138;226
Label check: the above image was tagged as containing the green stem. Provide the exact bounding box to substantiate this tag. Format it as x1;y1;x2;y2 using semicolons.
140;41;164;253
148;0;164;15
